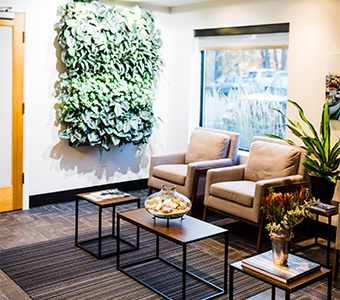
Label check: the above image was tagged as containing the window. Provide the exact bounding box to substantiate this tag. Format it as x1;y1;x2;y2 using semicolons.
195;24;289;150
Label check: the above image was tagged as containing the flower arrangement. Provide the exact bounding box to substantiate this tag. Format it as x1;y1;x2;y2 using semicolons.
261;186;319;233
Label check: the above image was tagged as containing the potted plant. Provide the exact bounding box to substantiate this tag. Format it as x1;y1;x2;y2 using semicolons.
267;99;340;203
261;186;318;266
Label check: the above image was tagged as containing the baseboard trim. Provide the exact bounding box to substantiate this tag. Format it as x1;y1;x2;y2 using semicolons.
29;178;148;207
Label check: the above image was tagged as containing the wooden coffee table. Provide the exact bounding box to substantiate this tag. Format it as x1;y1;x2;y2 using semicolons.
75;190;140;259
117;208;228;299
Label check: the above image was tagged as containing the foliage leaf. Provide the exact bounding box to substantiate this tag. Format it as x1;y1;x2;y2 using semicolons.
266;99;340;183
55;0;164;154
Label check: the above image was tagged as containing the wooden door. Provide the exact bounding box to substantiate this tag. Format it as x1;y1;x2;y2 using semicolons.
0;13;25;212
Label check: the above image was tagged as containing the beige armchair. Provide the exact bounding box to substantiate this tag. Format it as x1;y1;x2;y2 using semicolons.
203;136;308;252
148;127;240;216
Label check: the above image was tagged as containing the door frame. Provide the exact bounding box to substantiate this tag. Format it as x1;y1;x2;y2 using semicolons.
0;13;25;211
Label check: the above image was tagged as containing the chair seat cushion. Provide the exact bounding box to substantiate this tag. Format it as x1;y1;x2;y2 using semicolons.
210;181;255;207
185;130;230;164
152;164;187;185
244;141;300;182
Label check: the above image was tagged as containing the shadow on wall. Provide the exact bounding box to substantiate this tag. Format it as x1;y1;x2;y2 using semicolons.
49;140;151;180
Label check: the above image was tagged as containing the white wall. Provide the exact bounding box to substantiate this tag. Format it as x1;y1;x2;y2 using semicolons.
0;0;171;209
164;0;340;201
1;0;339;208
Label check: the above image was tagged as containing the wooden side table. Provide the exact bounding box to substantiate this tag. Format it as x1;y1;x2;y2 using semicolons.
75;190;140;259
308;206;338;267
229;258;332;300
292;206;338;268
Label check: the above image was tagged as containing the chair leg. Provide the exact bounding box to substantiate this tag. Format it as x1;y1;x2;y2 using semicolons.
189;169;201;218
188;206;193;216
332;249;339;281
256;217;265;253
147;186;153;196
202;206;208;221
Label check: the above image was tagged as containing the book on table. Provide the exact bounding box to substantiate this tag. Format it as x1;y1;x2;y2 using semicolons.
241;251;321;284
85;189;130;201
311;202;337;212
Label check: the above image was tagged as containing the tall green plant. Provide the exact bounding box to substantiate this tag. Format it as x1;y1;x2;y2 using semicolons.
54;0;163;155
267;99;340;183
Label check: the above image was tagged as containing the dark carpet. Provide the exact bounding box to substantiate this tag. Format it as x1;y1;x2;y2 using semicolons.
0;216;272;300
0;212;336;299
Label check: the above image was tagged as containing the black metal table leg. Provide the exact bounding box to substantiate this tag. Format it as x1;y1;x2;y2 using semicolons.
326;215;331;267
117;214;120;269
224;231;228;294
112;206;116;237
182;244;187;300
314;214;319;244
327;271;332;300
75;197;79;245
98;206;102;259
271;286;275;300
156;235;159;258
285;291;290;300
136;226;140;250
229;265;234;300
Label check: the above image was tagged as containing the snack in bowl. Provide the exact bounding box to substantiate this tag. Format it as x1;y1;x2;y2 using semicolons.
145;196;191;218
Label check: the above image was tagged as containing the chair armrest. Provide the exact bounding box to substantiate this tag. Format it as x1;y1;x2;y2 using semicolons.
188;158;235;170
184;159;236;197
256;175;306;190
149;151;186;169
205;164;245;186
253;175;306;210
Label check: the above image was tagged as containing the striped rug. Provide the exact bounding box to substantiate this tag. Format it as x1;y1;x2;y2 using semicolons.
0;219;329;299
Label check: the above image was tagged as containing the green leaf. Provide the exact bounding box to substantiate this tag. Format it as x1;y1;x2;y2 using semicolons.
267;99;340;183
114;103;123;116
54;1;163;153
88;132;99;144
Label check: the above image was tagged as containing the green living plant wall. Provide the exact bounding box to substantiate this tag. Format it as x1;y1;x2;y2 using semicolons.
54;0;163;155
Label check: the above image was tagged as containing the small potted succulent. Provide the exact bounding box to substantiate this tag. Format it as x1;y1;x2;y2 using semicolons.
261;185;318;266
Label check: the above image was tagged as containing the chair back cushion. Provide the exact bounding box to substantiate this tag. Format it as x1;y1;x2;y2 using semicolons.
244;141;300;182
185;130;230;164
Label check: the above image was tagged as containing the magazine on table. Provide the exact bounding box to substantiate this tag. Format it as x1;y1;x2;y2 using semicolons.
311;202;337;212
85;189;130;201
241;251;321;284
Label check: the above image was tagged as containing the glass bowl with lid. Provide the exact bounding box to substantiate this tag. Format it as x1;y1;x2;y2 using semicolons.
144;184;191;219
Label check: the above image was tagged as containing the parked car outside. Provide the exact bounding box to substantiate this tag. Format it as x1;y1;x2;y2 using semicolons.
205;75;243;96
243;70;288;104
221;70;288;140
216;71;288;126
242;68;276;90
218;75;243;95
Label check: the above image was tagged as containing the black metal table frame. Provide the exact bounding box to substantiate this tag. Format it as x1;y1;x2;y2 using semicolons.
229;261;332;300
292;208;338;267
117;214;228;300
75;196;140;259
